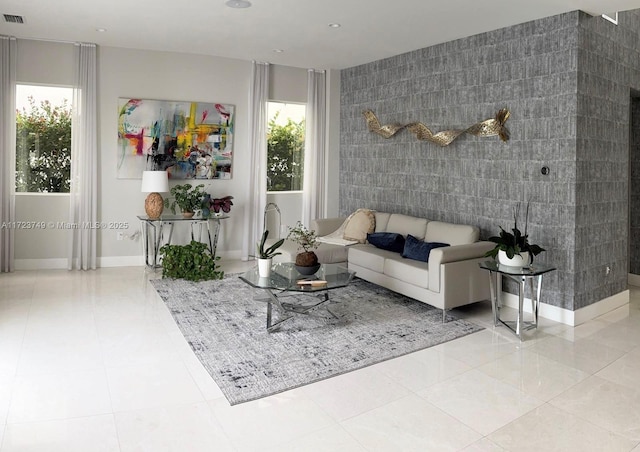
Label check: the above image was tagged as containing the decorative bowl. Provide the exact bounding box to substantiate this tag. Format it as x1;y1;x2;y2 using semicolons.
295;264;321;275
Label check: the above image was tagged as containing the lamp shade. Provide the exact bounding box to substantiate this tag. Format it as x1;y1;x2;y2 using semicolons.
141;171;169;193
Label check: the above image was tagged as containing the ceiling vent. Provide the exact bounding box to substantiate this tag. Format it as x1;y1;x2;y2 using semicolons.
3;14;24;24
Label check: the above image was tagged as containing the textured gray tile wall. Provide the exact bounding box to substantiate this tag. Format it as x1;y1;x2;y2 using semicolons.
630;98;640;274
574;10;640;308
340;10;640;311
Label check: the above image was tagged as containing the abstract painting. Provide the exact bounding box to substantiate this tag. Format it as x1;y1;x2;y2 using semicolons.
117;98;235;179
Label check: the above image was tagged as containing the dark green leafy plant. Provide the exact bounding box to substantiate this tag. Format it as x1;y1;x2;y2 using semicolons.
159;241;224;281
257;229;284;259
485;201;545;262
164;183;206;214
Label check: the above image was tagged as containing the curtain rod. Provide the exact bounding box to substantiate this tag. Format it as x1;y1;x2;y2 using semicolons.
7;35;95;46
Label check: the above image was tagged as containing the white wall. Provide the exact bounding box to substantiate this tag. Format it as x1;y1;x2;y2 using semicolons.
265;192;303;239
14;194;68;269
12;39;341;267
98;46;253;263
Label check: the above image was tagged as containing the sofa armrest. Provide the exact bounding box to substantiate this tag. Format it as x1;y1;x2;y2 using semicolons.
311;217;347;236
428;241;494;292
430;241;494;265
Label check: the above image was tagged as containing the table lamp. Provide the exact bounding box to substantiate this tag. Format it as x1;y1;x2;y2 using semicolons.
141;171;169;220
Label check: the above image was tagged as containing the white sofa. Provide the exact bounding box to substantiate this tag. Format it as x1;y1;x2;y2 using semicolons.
271;216;349;265
272;212;493;320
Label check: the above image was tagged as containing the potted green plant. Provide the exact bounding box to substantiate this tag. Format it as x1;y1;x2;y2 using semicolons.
256;229;285;277
159;240;224;281
485;201;545;267
164;183;206;217
287;221;320;275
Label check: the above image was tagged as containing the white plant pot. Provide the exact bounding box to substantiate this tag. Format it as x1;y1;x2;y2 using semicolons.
258;258;272;277
498;250;531;268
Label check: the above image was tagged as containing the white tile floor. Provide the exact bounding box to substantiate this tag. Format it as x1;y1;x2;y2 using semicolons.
1;261;640;451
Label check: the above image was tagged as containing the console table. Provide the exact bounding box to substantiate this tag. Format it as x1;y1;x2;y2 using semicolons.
479;260;556;340
138;214;229;268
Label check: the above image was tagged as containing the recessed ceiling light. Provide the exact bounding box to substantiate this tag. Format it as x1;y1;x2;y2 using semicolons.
225;0;251;8
96;28;107;32
328;23;341;28
273;49;284;53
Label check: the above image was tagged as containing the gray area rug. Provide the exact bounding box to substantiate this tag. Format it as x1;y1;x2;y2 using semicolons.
151;275;483;405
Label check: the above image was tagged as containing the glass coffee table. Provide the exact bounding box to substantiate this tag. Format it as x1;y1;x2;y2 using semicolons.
239;262;356;332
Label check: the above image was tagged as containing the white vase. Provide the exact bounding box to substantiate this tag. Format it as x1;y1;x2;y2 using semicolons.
498;250;531;268
258;258;272;277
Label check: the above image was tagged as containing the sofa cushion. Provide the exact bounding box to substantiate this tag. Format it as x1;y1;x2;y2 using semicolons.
374;212;391;232
425;221;479;246
383;258;429;289
315;243;349;263
343;208;376;243
401;234;449;262
385;214;428;239
348;244;399;273
367;232;405;253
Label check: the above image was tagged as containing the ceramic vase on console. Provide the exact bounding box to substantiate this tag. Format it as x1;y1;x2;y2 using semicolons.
498;250;531;268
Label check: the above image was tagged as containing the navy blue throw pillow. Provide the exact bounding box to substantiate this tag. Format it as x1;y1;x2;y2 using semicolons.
367;232;406;253
401;234;449;262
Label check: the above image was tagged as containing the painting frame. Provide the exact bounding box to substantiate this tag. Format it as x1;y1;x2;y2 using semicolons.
117;97;235;180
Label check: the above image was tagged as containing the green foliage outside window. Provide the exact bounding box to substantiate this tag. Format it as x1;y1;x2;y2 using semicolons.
16;96;72;193
267;112;305;191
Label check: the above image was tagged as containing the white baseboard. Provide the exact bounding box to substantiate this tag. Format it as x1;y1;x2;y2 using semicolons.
500;289;630;326
15;258;68;270
97;256;144;267
15;255;144;270
14;249;242;271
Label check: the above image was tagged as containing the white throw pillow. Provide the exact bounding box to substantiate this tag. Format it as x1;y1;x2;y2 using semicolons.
343;208;376;243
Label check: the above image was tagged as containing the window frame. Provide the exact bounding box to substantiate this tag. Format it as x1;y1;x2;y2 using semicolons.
15;83;73;194
266;101;306;193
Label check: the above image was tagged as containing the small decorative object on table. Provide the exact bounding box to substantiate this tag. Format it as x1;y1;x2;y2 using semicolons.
201;194;234;218
164;183;206;218
287;221;321;275
256;229;285;278
485;201;545;268
211;195;234;215
201;194;212;219
296;279;327;288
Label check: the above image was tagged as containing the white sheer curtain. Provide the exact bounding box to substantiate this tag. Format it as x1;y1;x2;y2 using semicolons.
0;36;16;273
241;61;269;261
67;43;98;270
302;69;327;227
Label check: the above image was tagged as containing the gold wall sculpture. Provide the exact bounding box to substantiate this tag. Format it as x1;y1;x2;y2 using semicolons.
363;108;510;146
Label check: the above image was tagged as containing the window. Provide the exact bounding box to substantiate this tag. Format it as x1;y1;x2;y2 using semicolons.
15;84;73;193
266;102;305;192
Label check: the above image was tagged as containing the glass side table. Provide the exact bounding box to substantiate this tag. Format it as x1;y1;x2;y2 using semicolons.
479;260;556;340
138;214;229;268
